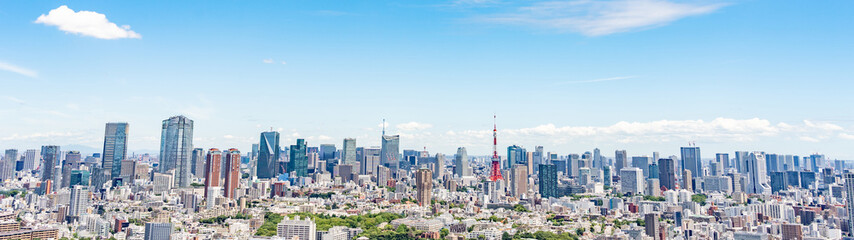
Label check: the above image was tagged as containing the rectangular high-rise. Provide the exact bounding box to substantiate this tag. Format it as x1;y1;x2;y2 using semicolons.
507;145;526;170
257;131;280;179
380;135;399;171
102;122;128;182
632;156;652;178
615;150;628;174
23;149;39;172
223;149;240;199
511;164;528;198
746;152;771;195
342;138;356;165
454;147;471;177
41;145;60;182
204;148;222;199
681;147;702;178
415;168;432;206
538;164;558;198
1;149;18;180
159;116;193;188
621;167;643;195
288;139;308;177
191;148;205;177
144;223;173;240
844;173;854;237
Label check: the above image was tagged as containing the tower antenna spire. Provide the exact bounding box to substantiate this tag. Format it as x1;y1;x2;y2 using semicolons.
489;113;503;181
382;118;386;136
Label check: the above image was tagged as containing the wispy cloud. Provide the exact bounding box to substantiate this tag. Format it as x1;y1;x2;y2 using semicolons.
0;61;38;78
476;0;727;36
396;122;434;131
3;96;26;105
557;76;636;84
35;5;141;39
263;58;274;64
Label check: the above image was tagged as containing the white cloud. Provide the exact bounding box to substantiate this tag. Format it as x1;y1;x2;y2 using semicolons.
281;61;288;65
839;133;854;140
799;136;820;142
263;58;274;64
396;122;434;131
478;0;727;36
3;96;25;104
0;62;38;78
36;5;141;39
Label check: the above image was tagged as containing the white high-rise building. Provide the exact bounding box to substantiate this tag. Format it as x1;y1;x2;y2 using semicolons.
68;185;89;217
454;147;471;177
277;216;316;240
620;167;643;195
23;149;40;172
745;152;771;195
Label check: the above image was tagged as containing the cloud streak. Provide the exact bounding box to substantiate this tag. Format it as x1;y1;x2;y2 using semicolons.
0;62;38;78
35;5;141;39
476;0;727;36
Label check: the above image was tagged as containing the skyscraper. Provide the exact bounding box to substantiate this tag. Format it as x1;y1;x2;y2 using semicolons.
257;131;280;179
41;145;60;182
1;149;18;180
735;151;749;174
453;147;470;177
715;153;729;173
507;145;526;170
102;122;128;183
620;167;643;195
223;148;240;199
159;116;193;188
23;149;39;172
844;173;854;237
538;164;558;198
645;213;661;240
681;147;702;178
746;152;771;195
342;138;356;165
191;148;205;177
288;139;308;177
415;168;432;206
319;144;336;161
632;156;652;178
683;169;693;192
204;148;222;200
68;185;88;218
511;164;528;198
380;135;399;171
615;150;628;174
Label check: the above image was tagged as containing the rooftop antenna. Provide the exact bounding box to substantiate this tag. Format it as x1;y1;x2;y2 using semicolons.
382;118;386;136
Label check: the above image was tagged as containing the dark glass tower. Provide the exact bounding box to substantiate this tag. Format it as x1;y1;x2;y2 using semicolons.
102;122;129;182
288;139;308;177
257;131;280;179
538;164;558;198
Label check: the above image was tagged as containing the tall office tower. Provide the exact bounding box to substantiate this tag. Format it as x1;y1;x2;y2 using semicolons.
380;135;400;171
41;145;60;181
645;178;660;196
342;138;356;165
223;149;240;199
69;170;90;186
766;154;781;173
68;185;88;217
432;154;444;179
681;146;702;178
102;122;129;183
800;172;816;189
593;148;601;169
735;151;749;174
683;169;693;192
615;150;628;174
23;149;40;171
786;171;800;188
620;167;643;195
786;155;796;171
454;147;470;177
845;173;854;237
257;131;280;179
159;116;193;188
204;148;222;199
603;166;612;187
144;223;173;240
289;139;308;177
360;147;381;175
533;146;544;165
746;152;771;195
632;156;652;178
511;164;528;198
645;213;661;240
715;153;729;172
276;216;316;240
770;172;787;192
415;168;432;206
319;144;336;161
568;154;580;178
1;149;18;180
578;168;591;185
538;164;558;198
809;154;824;172
648;163;659;179
507;145;526;170
191;148;205;177
652;152;660;164
704;176;733;194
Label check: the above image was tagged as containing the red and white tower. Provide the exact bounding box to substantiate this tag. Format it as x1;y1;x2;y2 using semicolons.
490;114;503;181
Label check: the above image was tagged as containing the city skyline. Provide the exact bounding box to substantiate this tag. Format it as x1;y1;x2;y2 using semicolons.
1;1;853;158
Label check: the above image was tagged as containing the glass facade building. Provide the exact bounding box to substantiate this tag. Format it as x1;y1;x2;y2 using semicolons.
158;116;193;188
102;122;129;181
257;131;280;179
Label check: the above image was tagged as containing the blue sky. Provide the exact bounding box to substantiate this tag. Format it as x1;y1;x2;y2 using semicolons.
1;0;853;159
